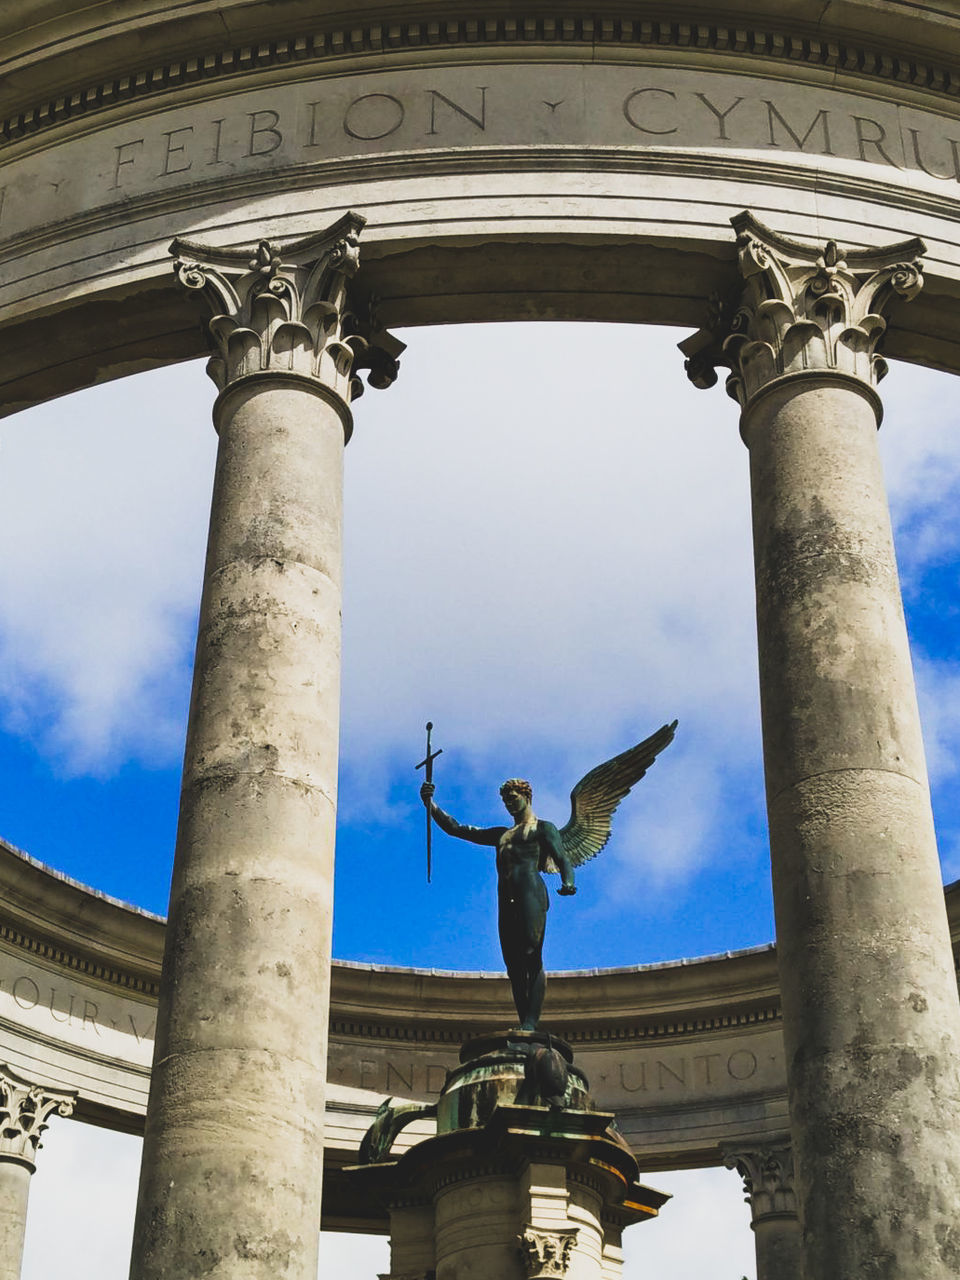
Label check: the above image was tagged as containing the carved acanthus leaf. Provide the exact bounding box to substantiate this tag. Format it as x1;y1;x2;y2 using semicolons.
518;1226;579;1278
722;1137;796;1223
171;212;403;406
680;212;925;410
0;1064;76;1170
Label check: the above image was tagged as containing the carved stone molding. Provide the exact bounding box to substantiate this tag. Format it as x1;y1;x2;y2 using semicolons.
5;15;960;148
722;1136;797;1224
171;212;402;424
680;212;925;415
0;1064;76;1171
518;1226;579;1278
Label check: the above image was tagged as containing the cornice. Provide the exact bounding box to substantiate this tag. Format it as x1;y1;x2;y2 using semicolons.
0;920;160;998
3;12;960;150
330;1001;784;1048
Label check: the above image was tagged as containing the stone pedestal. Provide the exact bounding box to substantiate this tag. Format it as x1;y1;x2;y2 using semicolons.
349;1032;668;1280
128;218;400;1280
683;214;960;1278
0;1064;75;1280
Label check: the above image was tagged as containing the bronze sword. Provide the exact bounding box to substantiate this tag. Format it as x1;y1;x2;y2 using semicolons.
415;721;443;883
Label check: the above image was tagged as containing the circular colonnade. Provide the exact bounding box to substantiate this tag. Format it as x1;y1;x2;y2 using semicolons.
2;2;960;1279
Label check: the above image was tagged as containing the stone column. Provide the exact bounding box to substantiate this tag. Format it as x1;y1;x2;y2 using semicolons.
128;216;400;1280
682;213;960;1277
0;1065;75;1280
722;1137;800;1280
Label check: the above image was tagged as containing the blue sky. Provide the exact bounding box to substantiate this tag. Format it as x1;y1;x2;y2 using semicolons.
5;321;959;1280
2;322;958;978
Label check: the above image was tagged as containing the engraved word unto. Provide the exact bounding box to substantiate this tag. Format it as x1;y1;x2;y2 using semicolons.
615;1050;761;1093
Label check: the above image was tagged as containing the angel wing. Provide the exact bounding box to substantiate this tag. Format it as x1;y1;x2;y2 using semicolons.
556;721;678;869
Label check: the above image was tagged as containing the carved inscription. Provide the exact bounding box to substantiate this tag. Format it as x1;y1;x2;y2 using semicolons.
108;84;493;187
613;1049;761;1094
103;84;960;192
328;1050;453;1098
1;63;958;246
0;964;155;1049
326;1040;777;1104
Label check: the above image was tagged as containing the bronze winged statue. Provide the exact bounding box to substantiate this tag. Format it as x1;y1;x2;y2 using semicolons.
420;720;678;1030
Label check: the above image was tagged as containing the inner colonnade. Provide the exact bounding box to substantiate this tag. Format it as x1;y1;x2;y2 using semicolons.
3;0;960;1277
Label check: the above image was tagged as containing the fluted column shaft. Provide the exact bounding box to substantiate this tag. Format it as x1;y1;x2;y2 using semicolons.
129;217;398;1280
0;1064;75;1280
684;214;960;1277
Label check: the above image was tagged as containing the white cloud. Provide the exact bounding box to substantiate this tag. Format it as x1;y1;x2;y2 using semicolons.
2;326;959;904
913;655;960;787
878;360;960;582
22;1118;754;1279
341;323;756;765
0;323;763;899
336;323;765;893
0;363;217;772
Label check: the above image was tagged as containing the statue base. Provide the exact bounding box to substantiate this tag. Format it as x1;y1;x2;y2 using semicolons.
346;1029;669;1280
437;1029;591;1133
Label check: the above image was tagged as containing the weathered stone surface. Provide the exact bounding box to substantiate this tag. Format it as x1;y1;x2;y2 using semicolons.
688;218;960;1278
127;222;392;1280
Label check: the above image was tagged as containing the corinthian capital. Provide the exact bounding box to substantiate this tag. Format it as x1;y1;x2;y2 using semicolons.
518;1226;579;1278
681;212;924;413
722;1137;796;1224
0;1064;76;1171
171;212;402;410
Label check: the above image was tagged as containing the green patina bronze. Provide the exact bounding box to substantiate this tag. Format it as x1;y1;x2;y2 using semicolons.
419;720;678;1031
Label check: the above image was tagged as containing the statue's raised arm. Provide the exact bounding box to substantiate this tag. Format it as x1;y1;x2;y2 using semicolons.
555;720;679;869
419;782;504;846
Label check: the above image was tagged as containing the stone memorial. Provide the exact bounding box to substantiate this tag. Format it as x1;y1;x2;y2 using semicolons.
1;1;960;1278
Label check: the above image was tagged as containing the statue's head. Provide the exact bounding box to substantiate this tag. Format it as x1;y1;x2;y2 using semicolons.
500;778;532;816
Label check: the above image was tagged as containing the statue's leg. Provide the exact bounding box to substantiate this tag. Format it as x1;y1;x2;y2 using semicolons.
523;961;545;1031
518;879;548;1031
499;895;528;1027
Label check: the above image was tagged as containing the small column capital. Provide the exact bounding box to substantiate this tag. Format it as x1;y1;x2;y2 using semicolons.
680;212;925;417
722;1136;796;1224
518;1225;579;1278
0;1064;76;1172
170;212;402;423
